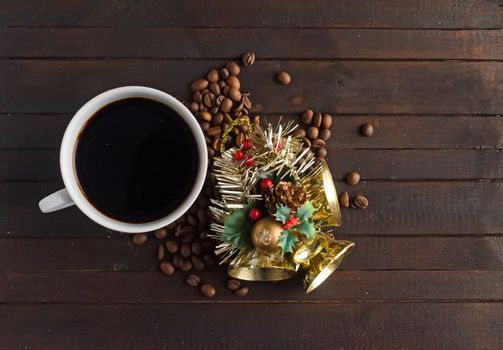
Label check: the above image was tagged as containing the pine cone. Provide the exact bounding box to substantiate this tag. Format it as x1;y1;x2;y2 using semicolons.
274;181;307;214
263;186;277;215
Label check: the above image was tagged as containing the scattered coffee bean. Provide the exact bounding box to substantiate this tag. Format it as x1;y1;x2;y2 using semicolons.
360;123;374;137
181;233;196;244
242;52;256;67
191;255;205;271
346;172;361;186
220;98;233;113
313;112;322;128
353;194;369;209
201;283;216;298
193;91;202;103
209;81;221;96
191;241;203;255
203;253;216;266
189;101;199;113
154;228;168;240
225;61;241;76
181;260;193;272
190;79;209;91
187;214;198;227
276;71;291;85
226;76;240;89
319;128;331;141
207;147;215;158
132;233;147;245
211;137;221;152
186;274;200;287
227;279;241;291
172;254;184;269
306;126;319;140
200;121;210;131
312;138;326;148
242;95;252;109
340;192;350;208
158;244;165;260
228;87;242;102
207;69;219;83
321;113;333;129
167;221;177;230
302;137;312;149
292;128;306;138
236;132;245;147
206;126;222;137
165;239;179;254
302;109;314;125
316;147;327;158
199;111;212;122
180;243;192;258
219;68;230;80
234;286;249;297
197;208;207;226
160;261;175;275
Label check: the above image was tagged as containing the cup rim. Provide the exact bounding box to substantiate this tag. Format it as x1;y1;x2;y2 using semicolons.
60;86;208;233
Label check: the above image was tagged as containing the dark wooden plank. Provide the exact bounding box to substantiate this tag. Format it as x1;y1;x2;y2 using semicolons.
2;181;500;237
2;149;502;181
2;114;502;150
1;0;502;28
0;303;501;349
1;271;502;303
3;28;503;60
1;236;502;271
2;60;502;114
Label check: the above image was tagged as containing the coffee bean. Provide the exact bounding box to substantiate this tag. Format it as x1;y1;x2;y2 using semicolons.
223;113;233;124
228;87;241;102
302;137;312;149
346;172;360;186
322;114;333;129
167;221;177;230
193;91;202;103
227;279;241;291
197;208;208;226
220;98;233;113
312;138;326;148
276;71;291;85
225;61;241;76
219;68;230;80
207;69;219;83
165;239;179;254
253;115;261;126
353;194;369;209
226;76;240;89
203;92;215;108
207;147;215;158
160;261;175;275
239;124;249;133
215;96;225;107
360;123;374;137
181;260;192;272
132;233;147;245
154;227;168;240
209;81;221;96
206;126;222;137
201;283;216;298
305;149;315;160
203;253;216;266
232;127;240;136
186;273;200;287
302;109;314;125
316;147;327;158
198;111;211;123
306;126;319;140
157;245;165;260
242;51;256;67
211;113;223;126
233;101;244;114
199;102;206;112
199;230;209;240
191;255;205;271
222;86;230;97
242;95;252;109
340;192;350;208
189;102;199;113
292;128;306;138
236;132;245;148
211;137;221;151
234;286;249;297
186;214;197;228
190;79;209;91
313;112;322;128
172;254;184;269
191;241;203;256
181;233;196;244
319;128;331;141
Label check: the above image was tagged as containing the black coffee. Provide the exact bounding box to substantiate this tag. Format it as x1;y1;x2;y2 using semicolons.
76;97;199;223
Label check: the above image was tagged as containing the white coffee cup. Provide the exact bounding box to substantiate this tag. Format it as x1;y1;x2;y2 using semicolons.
38;86;208;233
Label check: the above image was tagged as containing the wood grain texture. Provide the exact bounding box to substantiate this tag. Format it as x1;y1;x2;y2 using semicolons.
2;114;502;150
1;0;502;28
0;303;501;350
2;236;502;271
2;28;503;60
1;271;502;303
2;149;502;181
2;60;502;114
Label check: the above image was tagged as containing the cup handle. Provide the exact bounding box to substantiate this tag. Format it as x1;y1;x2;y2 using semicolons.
39;188;75;213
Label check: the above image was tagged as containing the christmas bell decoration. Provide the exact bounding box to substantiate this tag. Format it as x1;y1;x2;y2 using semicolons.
228;249;298;281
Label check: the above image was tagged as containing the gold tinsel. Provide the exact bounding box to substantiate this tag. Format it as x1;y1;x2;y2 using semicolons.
219;116;253;154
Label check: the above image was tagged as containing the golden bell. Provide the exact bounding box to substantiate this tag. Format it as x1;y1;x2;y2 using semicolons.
228;249;298;281
293;234;354;293
301;159;341;227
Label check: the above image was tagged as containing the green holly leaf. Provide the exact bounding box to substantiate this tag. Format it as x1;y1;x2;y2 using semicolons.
298;201;315;222
222;203;254;249
296;220;317;239
274;205;290;224
278;230;299;254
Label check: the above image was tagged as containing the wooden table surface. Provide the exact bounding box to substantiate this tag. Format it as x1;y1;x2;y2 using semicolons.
1;1;503;349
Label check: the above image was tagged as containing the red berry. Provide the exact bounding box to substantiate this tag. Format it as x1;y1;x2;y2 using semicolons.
283;217;299;230
242;139;253;151
248;208;262;221
260;178;273;190
244;156;254;167
234;150;245;161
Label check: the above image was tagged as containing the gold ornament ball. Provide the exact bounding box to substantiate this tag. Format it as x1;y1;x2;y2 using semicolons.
251;217;283;255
